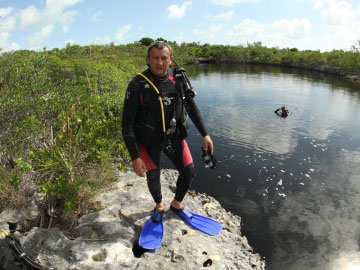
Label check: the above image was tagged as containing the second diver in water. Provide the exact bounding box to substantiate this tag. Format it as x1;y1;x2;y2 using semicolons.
274;106;289;117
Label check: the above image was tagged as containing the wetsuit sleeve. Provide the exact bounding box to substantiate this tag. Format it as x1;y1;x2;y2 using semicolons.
183;95;209;137
122;78;140;160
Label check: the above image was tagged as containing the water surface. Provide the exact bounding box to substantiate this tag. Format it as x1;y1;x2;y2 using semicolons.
163;64;360;270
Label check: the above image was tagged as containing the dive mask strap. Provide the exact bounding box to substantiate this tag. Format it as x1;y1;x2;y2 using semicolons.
201;147;217;169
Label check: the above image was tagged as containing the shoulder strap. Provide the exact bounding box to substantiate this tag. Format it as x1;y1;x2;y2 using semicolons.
137;73;166;133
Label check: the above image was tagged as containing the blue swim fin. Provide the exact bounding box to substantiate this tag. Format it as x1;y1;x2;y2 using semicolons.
170;206;222;236
139;209;164;249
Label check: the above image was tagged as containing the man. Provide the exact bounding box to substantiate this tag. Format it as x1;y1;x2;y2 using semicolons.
122;41;219;249
122;40;213;210
274;106;289;117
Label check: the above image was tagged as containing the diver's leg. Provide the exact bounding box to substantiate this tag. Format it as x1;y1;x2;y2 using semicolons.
139;144;163;210
164;140;195;209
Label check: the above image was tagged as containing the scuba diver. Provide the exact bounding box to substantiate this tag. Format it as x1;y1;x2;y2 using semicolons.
275;106;289;117
121;41;221;250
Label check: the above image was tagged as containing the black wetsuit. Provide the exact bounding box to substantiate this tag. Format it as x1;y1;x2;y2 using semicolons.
122;68;208;203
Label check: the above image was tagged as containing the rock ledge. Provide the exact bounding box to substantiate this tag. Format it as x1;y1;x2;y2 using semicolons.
1;169;265;270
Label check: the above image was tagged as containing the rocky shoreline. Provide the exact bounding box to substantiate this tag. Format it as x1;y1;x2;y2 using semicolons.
0;169;265;270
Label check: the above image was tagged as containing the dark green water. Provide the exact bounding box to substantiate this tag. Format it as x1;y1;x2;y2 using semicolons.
163;64;360;270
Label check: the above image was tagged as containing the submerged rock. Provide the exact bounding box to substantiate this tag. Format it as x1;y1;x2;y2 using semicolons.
2;169;265;270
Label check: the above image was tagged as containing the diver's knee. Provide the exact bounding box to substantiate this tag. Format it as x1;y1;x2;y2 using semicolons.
146;169;160;182
181;163;195;179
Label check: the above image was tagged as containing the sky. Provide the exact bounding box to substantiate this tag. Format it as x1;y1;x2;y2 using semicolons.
0;0;360;53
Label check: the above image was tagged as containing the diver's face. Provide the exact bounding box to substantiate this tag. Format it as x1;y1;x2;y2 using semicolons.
146;47;172;77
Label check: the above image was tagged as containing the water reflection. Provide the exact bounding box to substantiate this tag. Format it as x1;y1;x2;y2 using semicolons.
268;149;360;270
177;64;360;270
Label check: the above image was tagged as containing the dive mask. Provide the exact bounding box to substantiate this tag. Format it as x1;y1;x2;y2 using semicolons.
201;147;217;169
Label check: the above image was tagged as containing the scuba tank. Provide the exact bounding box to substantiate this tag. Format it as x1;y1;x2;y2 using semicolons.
163;60;195;151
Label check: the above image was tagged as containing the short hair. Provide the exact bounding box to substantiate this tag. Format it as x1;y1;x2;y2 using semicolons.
147;41;172;57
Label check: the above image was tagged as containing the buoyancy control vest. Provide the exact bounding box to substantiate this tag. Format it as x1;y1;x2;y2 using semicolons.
133;69;189;146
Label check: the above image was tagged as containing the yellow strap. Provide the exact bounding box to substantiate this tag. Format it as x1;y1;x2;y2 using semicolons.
0;229;9;239
137;73;166;133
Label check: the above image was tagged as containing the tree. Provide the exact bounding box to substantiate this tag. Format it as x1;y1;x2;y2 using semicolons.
138;37;154;46
156;37;168;43
351;40;360;53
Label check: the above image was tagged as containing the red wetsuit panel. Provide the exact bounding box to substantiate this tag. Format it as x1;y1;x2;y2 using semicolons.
182;140;193;167
169;75;175;84
139;145;158;170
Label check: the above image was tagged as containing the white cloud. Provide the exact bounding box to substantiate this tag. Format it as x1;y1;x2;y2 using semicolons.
193;24;224;40
19;6;39;28
115;24;131;42
0;31;20;51
0;7;16;31
60;10;77;32
269;18;311;44
311;0;360;50
213;11;234;21
321;0;354;26
1;16;16;31
60;10;78;25
323;26;359;51
211;0;258;6
312;0;329;9
312;0;356;26
19;0;83;29
228;18;264;42
0;6;13;17
28;24;55;50
167;1;192;19
90;11;102;22
228;18;311;48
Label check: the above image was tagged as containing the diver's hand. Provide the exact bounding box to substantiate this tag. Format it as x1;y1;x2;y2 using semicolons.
203;135;214;154
132;158;147;177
